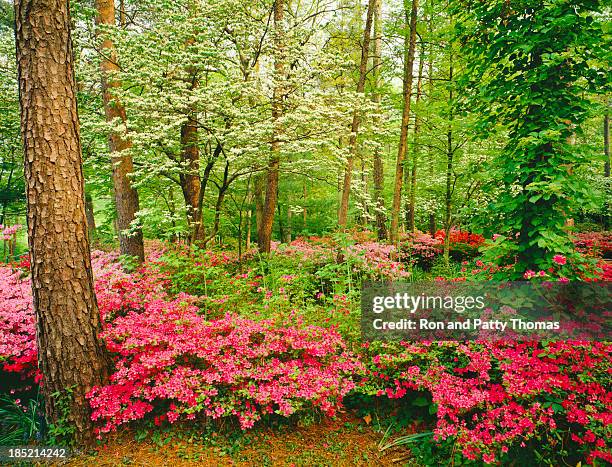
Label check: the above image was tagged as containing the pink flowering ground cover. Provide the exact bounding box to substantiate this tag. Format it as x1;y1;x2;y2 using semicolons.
1;239;611;465
359;340;612;465
0;250;362;436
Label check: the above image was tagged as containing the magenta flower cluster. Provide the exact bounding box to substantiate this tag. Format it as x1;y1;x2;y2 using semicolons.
0;224;22;241
1;251;361;435
361;340;612;464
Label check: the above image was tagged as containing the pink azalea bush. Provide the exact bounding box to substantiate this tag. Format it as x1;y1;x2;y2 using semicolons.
2;238;611;465
89;313;361;434
400;229;486;269
573;232;612;259
345;241;410;280
0;266;36;377
0;250;362;434
1;224;22;241
359;340;612;465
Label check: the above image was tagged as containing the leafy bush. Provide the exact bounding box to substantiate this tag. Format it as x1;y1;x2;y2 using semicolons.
573;231;612;259
358;340;612;465
89;313;361;434
1;250;362;436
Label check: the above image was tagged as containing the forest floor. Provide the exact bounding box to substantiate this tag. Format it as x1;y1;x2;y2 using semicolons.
67;413;412;466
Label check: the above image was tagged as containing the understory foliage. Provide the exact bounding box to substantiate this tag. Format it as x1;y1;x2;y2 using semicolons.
455;0;611;275
360;340;612;465
2;234;611;464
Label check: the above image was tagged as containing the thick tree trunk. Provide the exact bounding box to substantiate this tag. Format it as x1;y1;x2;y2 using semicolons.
14;0;111;446
179;113;202;239
390;0;419;243
337;0;376;228
259;0;284;253
371;0;387;240
95;0;144;263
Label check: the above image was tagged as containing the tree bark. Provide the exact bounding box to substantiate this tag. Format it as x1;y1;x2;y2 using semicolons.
443;55;454;265
408;39;425;233
179;112;202;239
302;183;307;228
259;0;284;253
371;0;387;240
95;0;144;263
14;0;111;446
286;205;292;243
427;1;436;236
337;0;376;228
390;0;419;243
604;107;610;177
254;172;265;241
604;107;610;229
85;193;96;241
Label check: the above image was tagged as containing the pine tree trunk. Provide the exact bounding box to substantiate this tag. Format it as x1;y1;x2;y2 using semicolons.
15;0;111;446
259;0;284;253
337;0;376;228
371;0;387;240
390;0;419;243
95;0;144;263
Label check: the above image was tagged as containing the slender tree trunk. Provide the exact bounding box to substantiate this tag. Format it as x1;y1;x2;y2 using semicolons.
358;156;368;226
245;181;253;250
277;198;284;243
202;162;230;247
259;0;284;253
254;172;265;242
95;0;144;263
427;4;436;236
286;206;292;243
371;0;387;240
337;0;376;227
604;107;610;229
403;154;410;230
0;156;15;225
246;208;252;249
564;132;576;227
390;0;419;243
605;108;610;178
408;40;425;233
15;0;111;445
443;56;454;265
302;183;307;229
191;143;221;244
85;193;96;241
